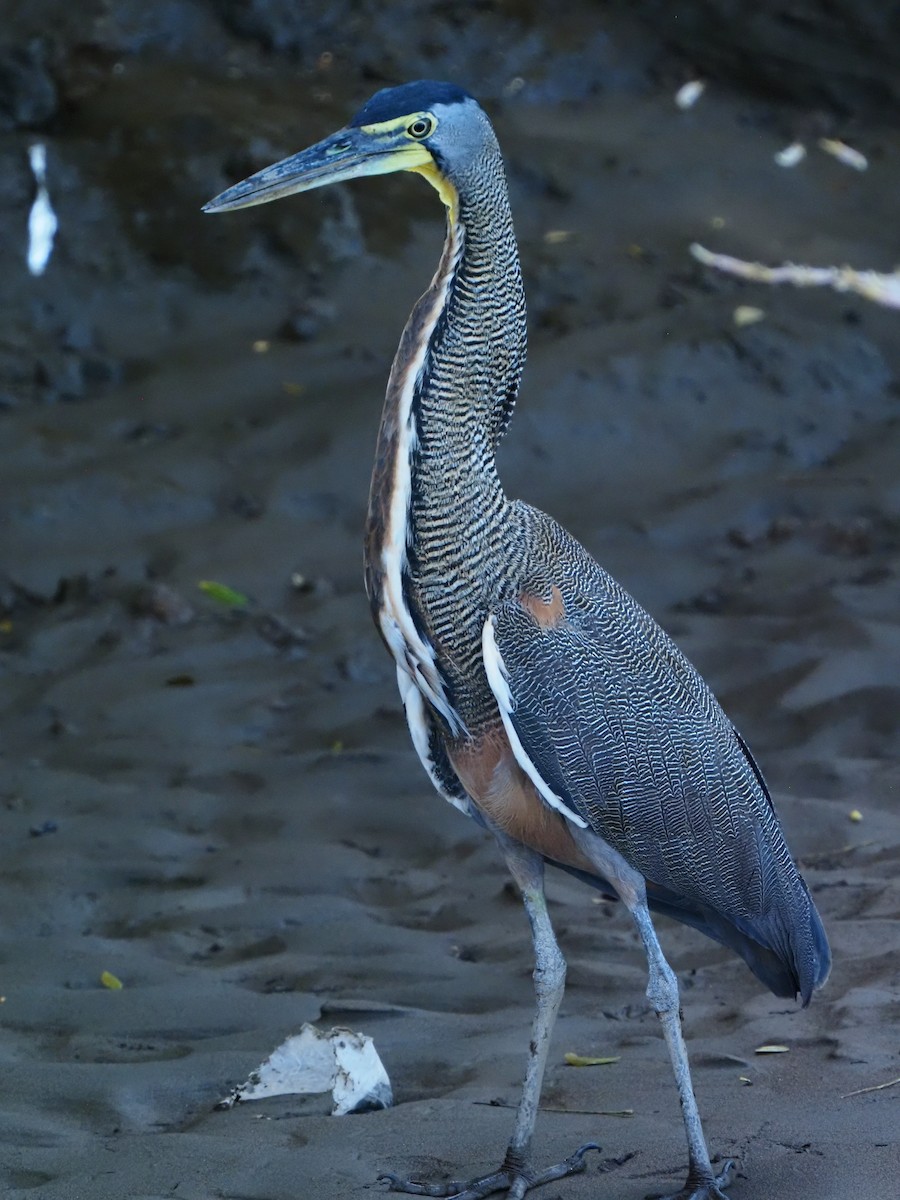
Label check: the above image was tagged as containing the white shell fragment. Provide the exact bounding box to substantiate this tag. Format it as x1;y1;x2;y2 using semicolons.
818;138;868;171
220;1023;393;1115
774;142;806;168
27;143;58;277
675;80;706;110
691;243;900;311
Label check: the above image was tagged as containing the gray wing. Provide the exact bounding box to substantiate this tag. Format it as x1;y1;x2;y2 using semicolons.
484;509;829;1001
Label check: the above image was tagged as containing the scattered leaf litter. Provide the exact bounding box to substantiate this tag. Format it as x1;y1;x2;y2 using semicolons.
842;1075;900;1099
27;143;58;276
197;580;249;607
564;1052;620;1067
100;970;123;990
774;142;806;168
849;809;863;822
733;305;765;327
818;138;868;171
691;243;900;311
675;80;706;110
219;1024;393;1115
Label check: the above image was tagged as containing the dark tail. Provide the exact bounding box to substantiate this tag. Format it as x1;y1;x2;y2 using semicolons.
645;875;830;1004
552;861;830;1004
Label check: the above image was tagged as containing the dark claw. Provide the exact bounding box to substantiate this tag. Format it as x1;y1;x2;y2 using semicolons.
527;1142;600;1185
572;1142;602;1164
716;1159;736;1187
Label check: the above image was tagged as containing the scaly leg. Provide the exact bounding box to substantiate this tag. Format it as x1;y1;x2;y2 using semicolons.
629;901;734;1200
381;838;598;1198
566;823;734;1200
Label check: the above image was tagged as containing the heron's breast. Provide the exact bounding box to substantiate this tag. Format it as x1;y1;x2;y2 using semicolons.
449;728;595;871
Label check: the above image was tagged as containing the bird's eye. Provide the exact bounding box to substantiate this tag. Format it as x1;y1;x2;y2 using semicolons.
407;117;434;140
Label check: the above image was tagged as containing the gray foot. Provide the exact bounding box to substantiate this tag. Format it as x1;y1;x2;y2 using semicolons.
379;1142;599;1199
650;1157;735;1200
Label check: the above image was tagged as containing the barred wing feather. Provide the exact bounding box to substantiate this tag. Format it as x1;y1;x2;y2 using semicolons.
484;512;829;1002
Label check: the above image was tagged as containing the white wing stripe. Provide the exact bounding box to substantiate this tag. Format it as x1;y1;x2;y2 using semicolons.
481;615;588;829
398;666;470;815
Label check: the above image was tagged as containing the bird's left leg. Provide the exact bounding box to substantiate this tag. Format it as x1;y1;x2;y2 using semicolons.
567;824;733;1200
628;900;734;1200
381;837;598;1198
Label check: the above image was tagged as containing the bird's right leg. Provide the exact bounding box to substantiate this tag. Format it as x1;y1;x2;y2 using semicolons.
381;836;598;1199
493;837;599;1194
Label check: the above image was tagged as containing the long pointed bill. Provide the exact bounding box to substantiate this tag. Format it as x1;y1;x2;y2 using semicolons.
203;127;432;213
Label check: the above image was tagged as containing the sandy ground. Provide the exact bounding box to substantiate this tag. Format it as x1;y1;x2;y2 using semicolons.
2;6;899;1198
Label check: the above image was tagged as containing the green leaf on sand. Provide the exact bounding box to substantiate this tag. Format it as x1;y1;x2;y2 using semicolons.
198;580;248;607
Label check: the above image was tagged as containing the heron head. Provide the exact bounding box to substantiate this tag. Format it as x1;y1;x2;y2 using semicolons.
203;80;488;219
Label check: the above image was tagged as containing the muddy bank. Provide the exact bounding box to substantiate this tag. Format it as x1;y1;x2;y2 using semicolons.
626;0;900;118
2;4;899;1199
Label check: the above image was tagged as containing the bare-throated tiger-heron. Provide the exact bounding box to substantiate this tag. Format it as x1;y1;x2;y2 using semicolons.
204;81;830;1200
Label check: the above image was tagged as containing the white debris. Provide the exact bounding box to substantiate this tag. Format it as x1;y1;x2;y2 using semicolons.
733;305;765;327
691;243;900;311
818;138;868;172
675;80;706;110
220;1024;392;1115
774;142;806;168
27;143;58;277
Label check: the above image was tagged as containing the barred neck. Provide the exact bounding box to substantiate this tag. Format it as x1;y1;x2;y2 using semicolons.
415;155;527;465
363;141;528;734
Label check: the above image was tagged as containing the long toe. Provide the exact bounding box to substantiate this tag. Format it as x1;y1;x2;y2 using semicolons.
651;1158;736;1200
380;1142;600;1199
379;1168;512;1199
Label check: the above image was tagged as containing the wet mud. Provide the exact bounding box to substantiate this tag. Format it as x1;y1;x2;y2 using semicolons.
1;4;898;1199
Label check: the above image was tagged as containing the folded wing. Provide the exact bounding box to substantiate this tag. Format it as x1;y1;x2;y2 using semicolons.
483;510;829;1002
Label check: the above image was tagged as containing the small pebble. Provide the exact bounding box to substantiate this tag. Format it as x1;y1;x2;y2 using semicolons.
133;582;195;626
675;80;706;110
774;142;806;168
29;819;58;837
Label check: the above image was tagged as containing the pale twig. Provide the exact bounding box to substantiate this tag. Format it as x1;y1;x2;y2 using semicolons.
473;1100;634;1117
691;243;900;311
842;1076;900;1099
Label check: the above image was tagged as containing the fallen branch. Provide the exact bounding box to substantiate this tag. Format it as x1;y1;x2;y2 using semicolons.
691;243;900;311
474;1100;634;1117
842;1076;900;1099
